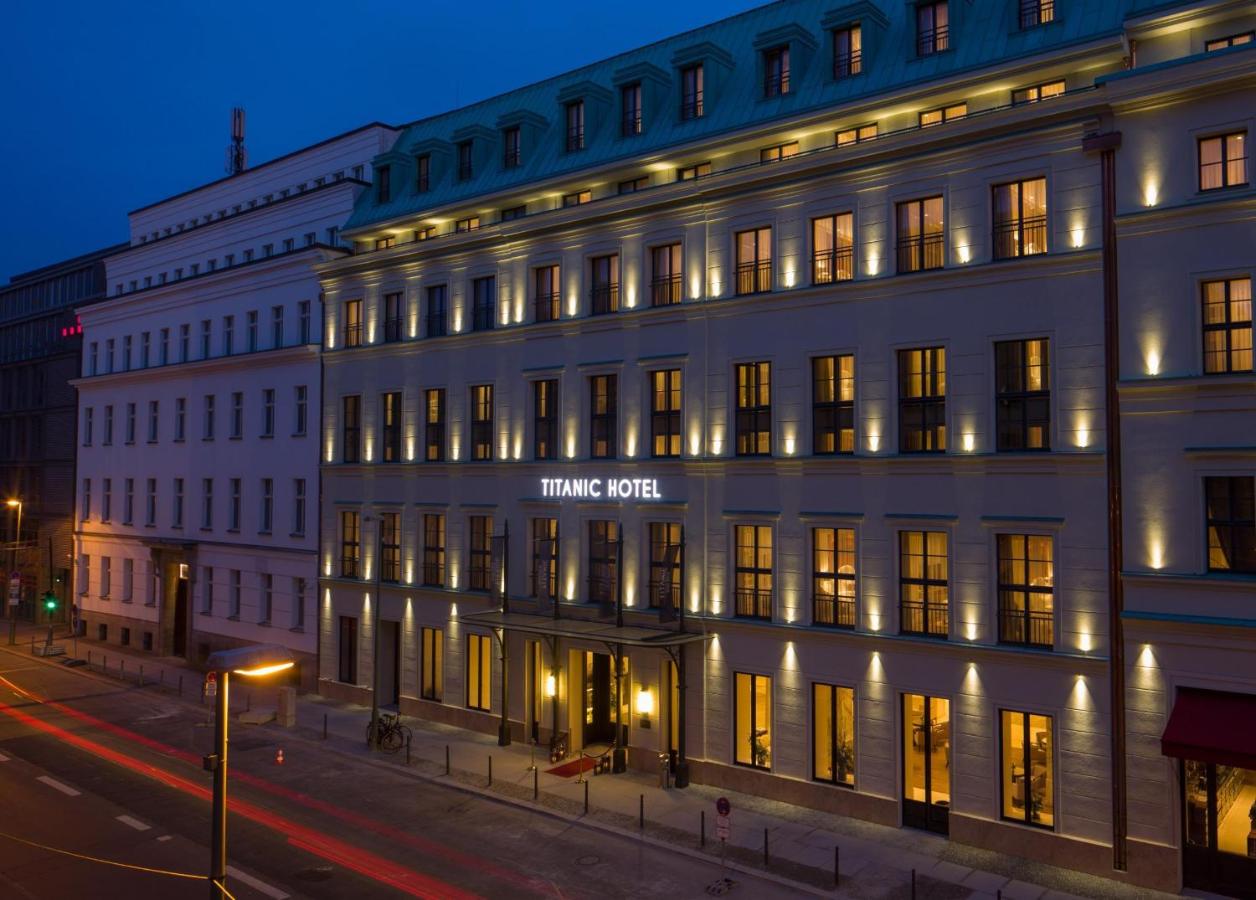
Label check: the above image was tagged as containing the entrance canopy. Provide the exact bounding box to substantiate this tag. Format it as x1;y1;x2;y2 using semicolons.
1161;687;1256;770
458;609;708;649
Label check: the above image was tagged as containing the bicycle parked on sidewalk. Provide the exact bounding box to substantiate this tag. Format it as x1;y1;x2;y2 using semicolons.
365;712;412;753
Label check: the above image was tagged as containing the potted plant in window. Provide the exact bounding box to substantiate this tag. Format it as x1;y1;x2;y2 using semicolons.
835;739;855;783
751;728;771;768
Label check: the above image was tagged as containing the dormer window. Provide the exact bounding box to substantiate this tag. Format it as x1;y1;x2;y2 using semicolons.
457;141;473;181
562;190;591;208
503;126;521;169
917;1;949;56
565;101;585;152
1012;80;1065;105
836;123;877;146
760;142;799;164
919;103;966;127
763;45;790;97
416;154;430;192
456;216;481;233
376;165;391;203
1206;32;1254;51
1019;0;1054;30
833;25;862;78
621;83;642;137
681;64;704;119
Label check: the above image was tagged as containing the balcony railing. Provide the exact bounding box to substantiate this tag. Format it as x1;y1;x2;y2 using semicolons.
425;314;446;337
917;25;949;56
812;247;854;284
736;261;772;296
998;606;1054;648
535;293;560;322
648;579;682;610
1019;0;1053;28
621;112;642;137
735;588;772;620
380;555;400;584
383;317;402;343
813;593;855;628
650;275;683;306
343;323;363;347
681;93;703;120
587;573;617;607
590;284;619;316
472;303;495;331
340;556;360;579
993;215;1048;260
763;71;790;97
900;600;948;638
834;50;862;78
566;128;584;152
422;562;444;587
895;232;944;273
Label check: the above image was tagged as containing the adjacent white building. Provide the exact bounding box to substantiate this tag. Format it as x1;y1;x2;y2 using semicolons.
74;123;398;687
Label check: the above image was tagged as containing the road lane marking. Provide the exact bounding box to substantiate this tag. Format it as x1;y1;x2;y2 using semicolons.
36;775;80;796
116;815;150;831
156;835;172;842
226;866;290;900
0;751;10;762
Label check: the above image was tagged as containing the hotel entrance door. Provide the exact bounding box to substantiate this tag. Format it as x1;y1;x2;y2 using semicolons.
903;693;951;835
583;652;616;746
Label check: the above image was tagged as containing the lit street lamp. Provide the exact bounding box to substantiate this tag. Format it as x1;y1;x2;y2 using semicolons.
6;498;21;646
203;644;294;900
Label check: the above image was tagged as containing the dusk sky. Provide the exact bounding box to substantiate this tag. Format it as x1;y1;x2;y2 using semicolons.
0;0;761;281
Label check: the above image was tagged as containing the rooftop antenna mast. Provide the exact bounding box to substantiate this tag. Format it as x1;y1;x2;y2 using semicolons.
226;107;247;175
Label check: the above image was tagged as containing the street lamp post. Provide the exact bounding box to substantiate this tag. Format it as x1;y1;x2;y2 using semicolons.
6;499;21;646
203;644;294;900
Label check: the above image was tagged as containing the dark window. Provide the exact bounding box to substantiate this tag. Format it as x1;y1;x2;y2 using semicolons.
618;176;649;194
340;511;360;578
996;339;1050;450
383;292;403;342
993;178;1048;259
896;197;944;273
470;385;493;461
503;126;521;169
589;374;618;459
650;369;682;458
533;379;558;460
456;216;480;233
342;395;361;463
899;530;948;637
735;227;773;295
423;514;445;586
472;276;496;331
1202;278;1253;374
381;391;402;463
501;204;527;222
812;355;855;454
530;518;559;599
1199;132;1247;191
457;140;473;181
425;389;445;461
763;45;790;97
651;243;683;306
590;255;619;315
562;190;590;208
534;265;560;322
621;83;642;136
565;101;585;152
376;165;391;203
338;616;358;683
416;154;430;192
426;284;447;337
420;627;443;700
681;64;704;120
469;516;493;591
380;512;401;583
917;1;949;56
343;299;363;347
813;527;856;628
735;362;771;456
1206;477;1256;573
833;25;862;78
1019;0;1054;29
812;213;854;284
648;522;682;609
587;520;619;606
997;534;1054;647
898;348;946;453
734;525;773;619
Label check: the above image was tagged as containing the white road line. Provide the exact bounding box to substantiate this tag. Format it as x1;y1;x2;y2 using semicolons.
156;835;173;842
36;775;80;796
0;751;10;762
226;867;290;900
115;815;151;831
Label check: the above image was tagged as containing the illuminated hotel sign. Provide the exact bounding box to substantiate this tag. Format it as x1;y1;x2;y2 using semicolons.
540;477;662;501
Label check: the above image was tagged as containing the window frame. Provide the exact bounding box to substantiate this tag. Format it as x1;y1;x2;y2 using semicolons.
587;519;619;607
916;0;950;57
423;513;446;586
992;177;1049;260
533;379;559;461
1198;132;1248;192
734;227;773;296
733;523;773;620
1205;476;1256;574
832;24;862;79
466;633;492;711
811;213;854;285
812;526;857;628
811;354;855;455
649;368;682;458
812;681;856;786
762;45;791;98
589;373;618;459
735;361;772;457
1201;277;1253;375
999;709;1056;830
996;533;1055;649
895;196;945;273
898;529;949;638
470;384;494;461
733;671;773;770
898;347;947;453
995;338;1051;451
650;243;684;306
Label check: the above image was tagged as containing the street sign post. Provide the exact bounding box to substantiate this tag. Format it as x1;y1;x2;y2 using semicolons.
715;796;732;841
7;572;19;607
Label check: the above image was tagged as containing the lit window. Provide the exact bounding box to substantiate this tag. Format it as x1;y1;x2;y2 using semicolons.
650;369;682;458
995;338;1050;450
1019;0;1054;29
1012;80;1065;105
1000;711;1055;828
735;362;771;456
466;634;492;711
919;103;966;127
917;1;949;56
811;213;854;284
1206;477;1256;573
1202;278;1253;374
734;525;773;619
836;123;877;146
812;355;855;453
343;299;363;347
423;513;446;586
898;347;946;452
812;527;856;627
678;161;712;181
899;531;948;637
993;177;1048;259
455;216;480;233
759;142;799;164
590;254;619;315
896;196;944;273
735;227;773;295
813;683;855;785
833;24;862;78
650;243;683;306
534;265;561;322
533;380;559;460
340;511;360;578
1206;32;1254;51
420;627;443;700
562;190;591;208
468;515;492;591
1199;132;1247;191
648;522;682;609
470;385;493;461
763;45;790;97
589;374;618;459
734;672;772;768
997;534;1054;647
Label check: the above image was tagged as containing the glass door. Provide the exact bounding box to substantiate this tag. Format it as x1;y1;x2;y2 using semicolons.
1182;759;1256;896
902;693;951;834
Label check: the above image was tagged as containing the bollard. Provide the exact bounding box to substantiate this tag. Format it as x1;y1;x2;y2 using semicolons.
701;810;706;848
87;651;92;667
834;845;840;887
764;828;770;867
323;713;328;740
406;735;411;766
997;892;1002;900
488;755;492;786
139;664;143;687
445;744;450;775
121;659;125;676
159;669;164;687
639;794;644;830
583;779;589;814
911;868;916;900
533;767;539;800
178;674;183;697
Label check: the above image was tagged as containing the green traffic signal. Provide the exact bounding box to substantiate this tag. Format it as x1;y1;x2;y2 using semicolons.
42;592;57;612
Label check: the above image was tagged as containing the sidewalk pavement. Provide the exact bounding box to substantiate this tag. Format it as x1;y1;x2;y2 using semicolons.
5;624;1181;900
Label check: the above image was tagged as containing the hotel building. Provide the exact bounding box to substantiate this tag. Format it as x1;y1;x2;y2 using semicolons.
314;0;1254;893
74;124;397;686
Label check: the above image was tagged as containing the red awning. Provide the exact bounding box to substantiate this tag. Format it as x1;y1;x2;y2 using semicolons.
1161;688;1256;770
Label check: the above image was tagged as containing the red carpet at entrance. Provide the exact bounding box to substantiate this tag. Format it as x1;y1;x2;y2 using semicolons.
546;757;596;778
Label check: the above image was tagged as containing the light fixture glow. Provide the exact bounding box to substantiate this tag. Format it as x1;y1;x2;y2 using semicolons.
233;661;295;678
545;673;557;698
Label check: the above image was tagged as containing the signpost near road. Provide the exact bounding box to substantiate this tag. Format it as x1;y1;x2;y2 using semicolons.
707;797;737;895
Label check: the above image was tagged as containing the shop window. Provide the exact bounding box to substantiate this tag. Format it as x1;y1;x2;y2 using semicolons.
467;634;492;711
734;672;772;769
1001;710;1055;828
813;683;855;785
421;627;443;701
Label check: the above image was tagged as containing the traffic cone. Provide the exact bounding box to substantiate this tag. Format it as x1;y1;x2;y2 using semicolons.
275;748;284;765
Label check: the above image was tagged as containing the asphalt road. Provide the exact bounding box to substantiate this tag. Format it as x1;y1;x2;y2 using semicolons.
0;650;800;899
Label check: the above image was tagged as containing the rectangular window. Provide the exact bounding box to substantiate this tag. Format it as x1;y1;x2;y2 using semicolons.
833;24;862;78
421;627;444;700
101;478;111;522
621;83;642;137
759;142;799;164
1206;32;1254;51
735;227;772;295
812;355;855;454
896;196;944;272
229;478;240;531
261;388;275;437
230;392;243;439
416;154;430;192
123;478;134;525
247;311;258;352
125;403;135;444
1000;711;1055;828
900;531;948;637
203;395;215;440
79;554;89;595
812;213;854;284
734;672;772;769
295;385;308;435
589;374;617;459
734;524;773;619
376;165;391;203
344;299;363;347
467;634;492;711
201;478;213;529
650;369;682;458
565;101;585;152
292;577;306;629
174;397;186;442
735;362;772;456
179;324;189;362
423;514;446;586
380;512;401;583
145;479;157;527
1019;0;1054;29
590;255;619;315
993;178;1048;259
101;557;111;598
342;395;361;463
148;400;159;442
383;292;403;343
919;103;966;127
457;140;473;181
648;522;682;609
503;126;521;169
763;45;790;97
996;339;1050;450
1202;278;1253;374
468;515;493;591
917;1;949;56
230;570;242;618
587;520;619;607
1012;80;1065;105
455;216;480;233
677;162;712;181
681;63;704;120
813;683;855;785
200;320;212;358
260;573;273;624
103;405;113;445
651;243;683;306
898;348;946;452
83;407;93;446
470;385;494;461
299;300;311;344
140;332;150;367
123;336;132;370
534;264;561;322
1206;476;1256;573
472;276;495;332
562;190;591;208
1199;132;1247;191
340;511;361;578
292;478;306;536
998;534;1055;647
533;379;558;460
836;123;878;146
501;204;527;221
530;518;559;599
338;616;358;683
426;284;448;337
618;176;648;195
172;478;184;529
813;527;856;628
381;392;402;463
259;478;273;534
425;389;445;461
272;305;284;348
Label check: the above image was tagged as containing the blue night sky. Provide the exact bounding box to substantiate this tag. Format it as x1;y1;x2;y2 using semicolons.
0;0;762;281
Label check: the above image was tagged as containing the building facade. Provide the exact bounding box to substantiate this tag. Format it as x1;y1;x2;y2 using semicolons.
74;124;398;686
311;0;1252;894
0;244;123;622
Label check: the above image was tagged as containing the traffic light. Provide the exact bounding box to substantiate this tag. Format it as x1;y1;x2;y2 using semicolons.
42;592;57;614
